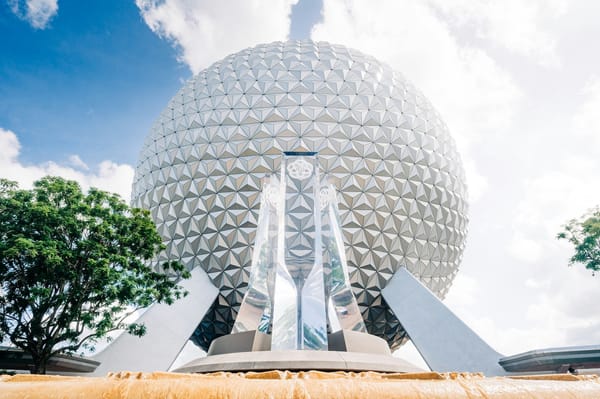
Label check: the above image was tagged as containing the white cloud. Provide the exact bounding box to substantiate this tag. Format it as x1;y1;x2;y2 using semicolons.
429;0;566;67
462;158;488;203
445;72;600;356
446;265;600;356
508;232;543;264
573;75;600;148
442;273;479;308
135;0;299;74
0;128;134;203
507;75;600;264
512;157;600;240
68;154;89;170
8;0;58;29
0;128;20;162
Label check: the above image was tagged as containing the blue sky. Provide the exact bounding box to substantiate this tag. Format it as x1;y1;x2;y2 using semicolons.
1;1;184;165
2;0;600;370
0;0;321;165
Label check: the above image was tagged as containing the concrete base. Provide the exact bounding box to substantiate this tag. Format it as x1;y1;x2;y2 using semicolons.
207;330;271;355
207;329;391;356
328;330;391;355
173;350;424;373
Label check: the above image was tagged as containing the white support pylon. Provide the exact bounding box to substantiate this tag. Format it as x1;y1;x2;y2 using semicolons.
88;266;218;375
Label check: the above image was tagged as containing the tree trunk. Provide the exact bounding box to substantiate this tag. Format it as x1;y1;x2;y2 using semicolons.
30;354;48;374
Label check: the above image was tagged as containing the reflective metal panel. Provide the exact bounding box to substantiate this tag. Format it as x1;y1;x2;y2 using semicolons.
235;153;365;350
232;176;279;334
322;184;366;333
272;152;327;350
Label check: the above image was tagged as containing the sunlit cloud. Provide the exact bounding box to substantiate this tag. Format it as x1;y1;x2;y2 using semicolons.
136;0;299;73
0;128;134;202
8;0;58;29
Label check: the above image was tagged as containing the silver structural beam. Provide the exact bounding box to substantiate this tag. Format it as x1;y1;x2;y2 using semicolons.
499;345;600;373
89;267;218;375
383;268;506;376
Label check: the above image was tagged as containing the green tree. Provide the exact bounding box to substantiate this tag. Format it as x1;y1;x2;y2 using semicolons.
558;207;600;274
0;177;190;374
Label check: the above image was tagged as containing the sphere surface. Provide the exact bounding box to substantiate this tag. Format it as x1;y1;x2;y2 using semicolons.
132;41;468;350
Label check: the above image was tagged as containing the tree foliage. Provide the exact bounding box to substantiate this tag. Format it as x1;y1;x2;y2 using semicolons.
557;207;600;274
0;177;189;373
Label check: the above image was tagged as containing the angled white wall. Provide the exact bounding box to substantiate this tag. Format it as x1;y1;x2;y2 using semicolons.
89;267;218;375
383;268;506;376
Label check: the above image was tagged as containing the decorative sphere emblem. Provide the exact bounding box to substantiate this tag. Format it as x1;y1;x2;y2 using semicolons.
132;40;469;351
287;159;314;180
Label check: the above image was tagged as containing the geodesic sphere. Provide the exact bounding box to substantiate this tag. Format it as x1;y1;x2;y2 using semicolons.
132;40;468;351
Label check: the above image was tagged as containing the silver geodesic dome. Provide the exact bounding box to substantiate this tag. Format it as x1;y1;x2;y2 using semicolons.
132;40;468;351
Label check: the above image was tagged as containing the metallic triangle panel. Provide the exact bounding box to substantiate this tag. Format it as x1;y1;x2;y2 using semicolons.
132;40;468;351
